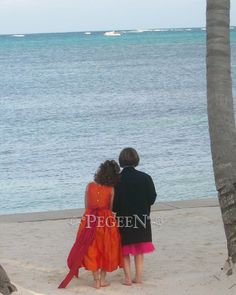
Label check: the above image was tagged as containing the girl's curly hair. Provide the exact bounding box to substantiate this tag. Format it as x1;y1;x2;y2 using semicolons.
94;160;120;186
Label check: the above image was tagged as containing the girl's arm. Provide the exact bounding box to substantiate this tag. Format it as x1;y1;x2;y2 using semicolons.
110;187;115;211
84;184;89;209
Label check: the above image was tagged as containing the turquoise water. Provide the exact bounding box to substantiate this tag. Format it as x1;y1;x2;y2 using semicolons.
0;28;236;214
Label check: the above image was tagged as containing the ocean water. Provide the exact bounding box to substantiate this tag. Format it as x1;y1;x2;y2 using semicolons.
0;28;236;214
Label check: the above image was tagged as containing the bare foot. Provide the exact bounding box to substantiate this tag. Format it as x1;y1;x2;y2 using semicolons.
100;280;110;287
122;278;132;286
132;278;142;284
93;279;101;289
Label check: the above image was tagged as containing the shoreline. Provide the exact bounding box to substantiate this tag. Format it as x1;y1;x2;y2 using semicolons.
2;196;236;295
0;197;218;223
2;197;236;295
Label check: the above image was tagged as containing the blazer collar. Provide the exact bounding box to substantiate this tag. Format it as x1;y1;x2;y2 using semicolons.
121;166;135;173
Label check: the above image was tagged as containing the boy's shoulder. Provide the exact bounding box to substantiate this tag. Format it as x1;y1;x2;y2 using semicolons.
134;169;152;180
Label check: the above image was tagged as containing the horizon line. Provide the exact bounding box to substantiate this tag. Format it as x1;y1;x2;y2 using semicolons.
0;26;211;37
1;25;236;37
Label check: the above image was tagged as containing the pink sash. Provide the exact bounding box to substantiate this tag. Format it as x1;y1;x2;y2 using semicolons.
58;209;98;288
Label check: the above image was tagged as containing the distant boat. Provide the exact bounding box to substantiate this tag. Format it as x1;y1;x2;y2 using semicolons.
154;29;168;32
84;32;91;35
132;29;150;33
104;31;121;36
12;34;25;37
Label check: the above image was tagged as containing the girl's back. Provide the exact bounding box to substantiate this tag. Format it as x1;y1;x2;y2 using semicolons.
86;182;112;210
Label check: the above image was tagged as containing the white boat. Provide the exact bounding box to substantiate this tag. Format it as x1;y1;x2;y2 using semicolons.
154;29;168;32
12;34;25;37
131;29;150;33
84;32;91;35
104;31;121;36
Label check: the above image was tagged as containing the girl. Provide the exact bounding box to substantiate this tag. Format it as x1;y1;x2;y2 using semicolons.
113;148;157;285
59;160;123;289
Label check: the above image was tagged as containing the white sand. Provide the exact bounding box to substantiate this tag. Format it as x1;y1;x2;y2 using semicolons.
1;206;236;295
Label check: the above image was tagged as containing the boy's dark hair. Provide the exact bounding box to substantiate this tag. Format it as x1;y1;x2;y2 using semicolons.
119;147;140;168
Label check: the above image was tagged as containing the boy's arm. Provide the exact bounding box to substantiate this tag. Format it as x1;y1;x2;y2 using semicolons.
147;176;157;205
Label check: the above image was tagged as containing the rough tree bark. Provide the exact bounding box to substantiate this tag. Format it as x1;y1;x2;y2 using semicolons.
207;0;236;273
0;265;17;295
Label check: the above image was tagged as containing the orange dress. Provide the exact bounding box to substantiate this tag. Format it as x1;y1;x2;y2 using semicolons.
79;182;123;271
59;182;123;288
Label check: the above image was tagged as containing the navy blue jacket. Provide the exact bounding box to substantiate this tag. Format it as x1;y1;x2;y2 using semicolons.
113;167;157;245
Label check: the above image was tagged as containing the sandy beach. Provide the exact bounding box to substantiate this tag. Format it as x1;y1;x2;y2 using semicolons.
1;198;236;295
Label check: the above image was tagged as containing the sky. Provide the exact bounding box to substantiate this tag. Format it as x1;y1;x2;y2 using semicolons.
0;0;236;35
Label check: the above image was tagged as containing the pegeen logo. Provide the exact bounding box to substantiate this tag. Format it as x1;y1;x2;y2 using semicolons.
68;215;164;230
85;214;149;229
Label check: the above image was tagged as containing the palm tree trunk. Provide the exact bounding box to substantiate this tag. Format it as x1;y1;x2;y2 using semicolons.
0;265;17;295
207;0;236;269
